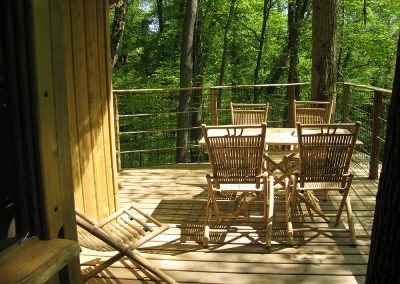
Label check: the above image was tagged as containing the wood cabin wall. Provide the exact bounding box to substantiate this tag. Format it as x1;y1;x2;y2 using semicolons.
64;0;119;220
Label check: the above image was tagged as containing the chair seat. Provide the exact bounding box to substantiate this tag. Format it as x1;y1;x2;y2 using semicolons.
217;183;264;192
298;181;347;191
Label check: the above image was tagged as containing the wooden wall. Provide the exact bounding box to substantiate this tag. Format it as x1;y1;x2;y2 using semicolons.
64;0;119;220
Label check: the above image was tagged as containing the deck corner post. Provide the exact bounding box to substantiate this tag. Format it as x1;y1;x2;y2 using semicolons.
342;84;350;122
113;92;121;171
210;88;218;125
369;90;383;179
287;85;296;127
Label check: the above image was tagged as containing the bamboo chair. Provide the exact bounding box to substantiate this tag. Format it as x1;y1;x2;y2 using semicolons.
292;100;333;125
201;123;274;248
284;100;334;192
230;102;269;125
285;122;360;246
75;204;177;283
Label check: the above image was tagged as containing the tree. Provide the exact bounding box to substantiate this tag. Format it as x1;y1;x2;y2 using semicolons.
366;35;400;284
110;0;130;69
156;0;165;33
176;0;198;163
253;0;275;102
311;0;338;102
287;0;309;88
190;0;208;148
217;0;236;107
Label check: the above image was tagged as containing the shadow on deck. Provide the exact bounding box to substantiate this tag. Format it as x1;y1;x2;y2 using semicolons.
82;163;377;283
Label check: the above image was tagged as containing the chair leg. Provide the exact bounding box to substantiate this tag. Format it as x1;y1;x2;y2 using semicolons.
323;191;329;202
265;176;274;248
285;177;293;246
203;200;211;247
345;195;357;246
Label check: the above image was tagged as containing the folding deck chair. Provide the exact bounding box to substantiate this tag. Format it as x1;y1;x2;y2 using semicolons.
76;203;177;283
201;123;274;248
230;102;269;125
285;122;360;246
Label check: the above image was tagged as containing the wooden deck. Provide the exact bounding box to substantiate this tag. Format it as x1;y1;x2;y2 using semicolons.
81;162;377;283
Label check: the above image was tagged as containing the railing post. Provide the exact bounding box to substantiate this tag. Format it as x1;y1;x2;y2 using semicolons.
342;84;350;122
113;93;121;171
210;88;218;125
369;90;383;179
287;85;296;127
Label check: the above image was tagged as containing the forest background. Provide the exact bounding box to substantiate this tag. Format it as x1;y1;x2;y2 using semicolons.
109;0;400;167
110;0;400;90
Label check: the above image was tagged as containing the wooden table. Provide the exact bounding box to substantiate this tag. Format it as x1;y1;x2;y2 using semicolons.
199;127;363;186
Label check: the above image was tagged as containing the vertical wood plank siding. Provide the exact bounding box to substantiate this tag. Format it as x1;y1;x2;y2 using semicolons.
65;0;117;219
31;0;64;239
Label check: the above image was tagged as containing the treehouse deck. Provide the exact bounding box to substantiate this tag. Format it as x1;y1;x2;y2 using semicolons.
81;161;377;283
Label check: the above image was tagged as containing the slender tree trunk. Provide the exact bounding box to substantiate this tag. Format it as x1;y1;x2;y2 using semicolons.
311;0;338;102
253;0;272;102
217;0;236;107
110;0;129;69
366;35;400;284
337;0;345;81
287;0;308;88
265;0;308;93
176;0;198;163
190;0;206;147
156;0;165;33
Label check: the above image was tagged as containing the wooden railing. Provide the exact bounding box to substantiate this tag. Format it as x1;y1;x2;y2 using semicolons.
113;82;391;179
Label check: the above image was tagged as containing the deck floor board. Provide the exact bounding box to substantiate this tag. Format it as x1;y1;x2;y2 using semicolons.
81;162;376;283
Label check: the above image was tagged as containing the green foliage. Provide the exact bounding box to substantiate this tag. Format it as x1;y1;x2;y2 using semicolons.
110;0;399;168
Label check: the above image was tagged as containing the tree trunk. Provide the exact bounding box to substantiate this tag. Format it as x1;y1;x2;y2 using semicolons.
217;0;236;107
156;0;165;33
366;35;400;284
287;0;308;90
265;0;308;96
311;0;338;102
190;0;206;148
176;0;198;163
110;0;129;69
253;0;272;102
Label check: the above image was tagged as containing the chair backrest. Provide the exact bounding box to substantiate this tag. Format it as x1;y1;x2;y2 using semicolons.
202;123;267;185
230;102;269;125
293;100;332;125
296;122;360;183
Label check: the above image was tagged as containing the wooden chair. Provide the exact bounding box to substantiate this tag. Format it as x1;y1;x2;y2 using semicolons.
284;100;334;192
75;204;177;283
201;123;274;248
285;122;360;246
292;100;333;125
230;102;269;125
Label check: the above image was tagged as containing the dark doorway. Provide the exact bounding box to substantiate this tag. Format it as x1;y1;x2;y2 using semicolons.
0;0;41;251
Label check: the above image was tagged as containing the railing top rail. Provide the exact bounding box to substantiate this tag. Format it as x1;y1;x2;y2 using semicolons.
339;82;392;96
113;82;311;94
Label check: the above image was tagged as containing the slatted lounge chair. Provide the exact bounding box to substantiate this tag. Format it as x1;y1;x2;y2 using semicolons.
230;102;269;125
285;122;360;246
75;204;177;283
201;123;274;248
